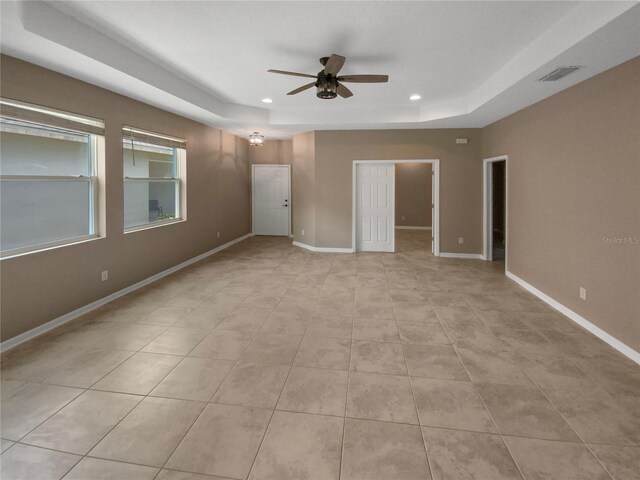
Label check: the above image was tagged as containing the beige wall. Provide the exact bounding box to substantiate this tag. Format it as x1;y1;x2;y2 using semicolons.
248;140;293;165
291;132;315;245
314;129;482;251
482;56;640;352
0;55;252;342
396;163;432;227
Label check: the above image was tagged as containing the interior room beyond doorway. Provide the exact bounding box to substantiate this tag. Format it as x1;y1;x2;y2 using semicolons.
395;162;433;254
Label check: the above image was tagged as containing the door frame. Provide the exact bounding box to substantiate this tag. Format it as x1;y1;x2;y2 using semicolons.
482;155;508;266
352;159;440;255
251;164;291;237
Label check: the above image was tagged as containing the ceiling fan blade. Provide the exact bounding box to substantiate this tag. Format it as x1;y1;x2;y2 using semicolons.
337;74;389;83
337;84;353;98
268;69;317;79
324;54;346;76
287;82;316;95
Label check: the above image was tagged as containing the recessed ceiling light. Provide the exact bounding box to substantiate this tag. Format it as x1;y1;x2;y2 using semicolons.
409;94;422;101
262;98;273;104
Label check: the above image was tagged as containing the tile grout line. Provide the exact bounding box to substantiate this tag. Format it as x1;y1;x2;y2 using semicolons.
387;265;436;480
150;248;300;479
432;295;528;480
243;248;325;480
523;370;617;480
339;253;357;480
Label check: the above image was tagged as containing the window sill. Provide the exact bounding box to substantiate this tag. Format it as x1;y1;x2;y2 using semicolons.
124;218;186;235
1;234;103;260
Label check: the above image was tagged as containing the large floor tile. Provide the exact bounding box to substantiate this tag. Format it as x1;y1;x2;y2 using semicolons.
456;347;533;385
64;457;159;480
397;321;451;346
239;333;302;365
92;352;182;395
89;396;205;467
41;349;133;388
277;366;348;416
1;382;83;440
422;427;521;480
305;312;353;339
412;377;496;432
212;362;290;409
350;340;406;375
260;311;309;335
404;344;468;380
0;443;80;480
477;383;579;441
167;403;271;479
503;436;610;480
22;390;141;454
341;418;430;480
543;386;640;445
140;327;210;356
294;336;351;370
189;331;253;360
589;444;640;480
353;317;400;343
150;357;235;401
249;411;343;480
347;371;418;424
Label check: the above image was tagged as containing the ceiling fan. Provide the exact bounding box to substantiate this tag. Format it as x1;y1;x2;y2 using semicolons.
268;54;389;99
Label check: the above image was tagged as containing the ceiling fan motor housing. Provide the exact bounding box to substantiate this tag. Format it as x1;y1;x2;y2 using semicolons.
316;74;337;99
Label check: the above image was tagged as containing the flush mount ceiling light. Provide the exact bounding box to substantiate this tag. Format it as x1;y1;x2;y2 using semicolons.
249;132;264;146
261;98;273;104
409;94;422;101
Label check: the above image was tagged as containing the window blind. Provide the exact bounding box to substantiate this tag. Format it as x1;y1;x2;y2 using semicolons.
122;126;186;149
0;98;105;136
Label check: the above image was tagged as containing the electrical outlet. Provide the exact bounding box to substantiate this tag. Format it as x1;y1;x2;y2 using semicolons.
580;287;587;300
101;270;108;282
217;232;220;239
302;229;305;236
458;237;464;244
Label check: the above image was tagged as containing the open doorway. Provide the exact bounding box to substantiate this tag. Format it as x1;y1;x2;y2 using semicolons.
352;159;440;255
395;163;433;254
483;155;508;265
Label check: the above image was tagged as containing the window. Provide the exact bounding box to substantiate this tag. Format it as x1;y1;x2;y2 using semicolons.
123;126;186;231
0;98;105;257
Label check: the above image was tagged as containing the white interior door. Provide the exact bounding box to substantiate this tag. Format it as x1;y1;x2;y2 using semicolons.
356;163;394;252
253;165;290;236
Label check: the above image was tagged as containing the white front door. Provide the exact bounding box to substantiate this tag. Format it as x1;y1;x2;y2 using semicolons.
356;163;394;252
252;165;290;236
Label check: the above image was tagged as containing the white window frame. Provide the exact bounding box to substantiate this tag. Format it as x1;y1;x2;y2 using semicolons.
0;116;105;259
122;128;187;234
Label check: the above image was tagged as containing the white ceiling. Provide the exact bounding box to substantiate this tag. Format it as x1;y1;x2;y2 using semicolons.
1;1;639;139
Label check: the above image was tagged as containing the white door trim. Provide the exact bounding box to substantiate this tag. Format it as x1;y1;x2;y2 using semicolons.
352;159;440;255
251;164;291;237
482;155;508;268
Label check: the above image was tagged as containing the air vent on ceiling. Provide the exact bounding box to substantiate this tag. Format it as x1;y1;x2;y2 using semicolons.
538;66;582;82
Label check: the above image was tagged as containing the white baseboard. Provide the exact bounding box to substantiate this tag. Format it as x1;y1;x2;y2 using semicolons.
439;252;483;259
292;241;354;253
0;233;254;353
506;270;640;365
395;226;432;230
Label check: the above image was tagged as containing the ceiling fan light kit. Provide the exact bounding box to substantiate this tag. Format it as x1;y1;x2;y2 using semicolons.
268;54;389;100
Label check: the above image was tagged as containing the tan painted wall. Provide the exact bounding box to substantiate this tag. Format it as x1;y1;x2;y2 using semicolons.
482;56;640;352
248;140;293;165
291;132;315;245
0;55;252;342
396;163;432;227
314;129;481;251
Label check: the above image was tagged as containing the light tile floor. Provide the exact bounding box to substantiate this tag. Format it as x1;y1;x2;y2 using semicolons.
1;230;638;480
